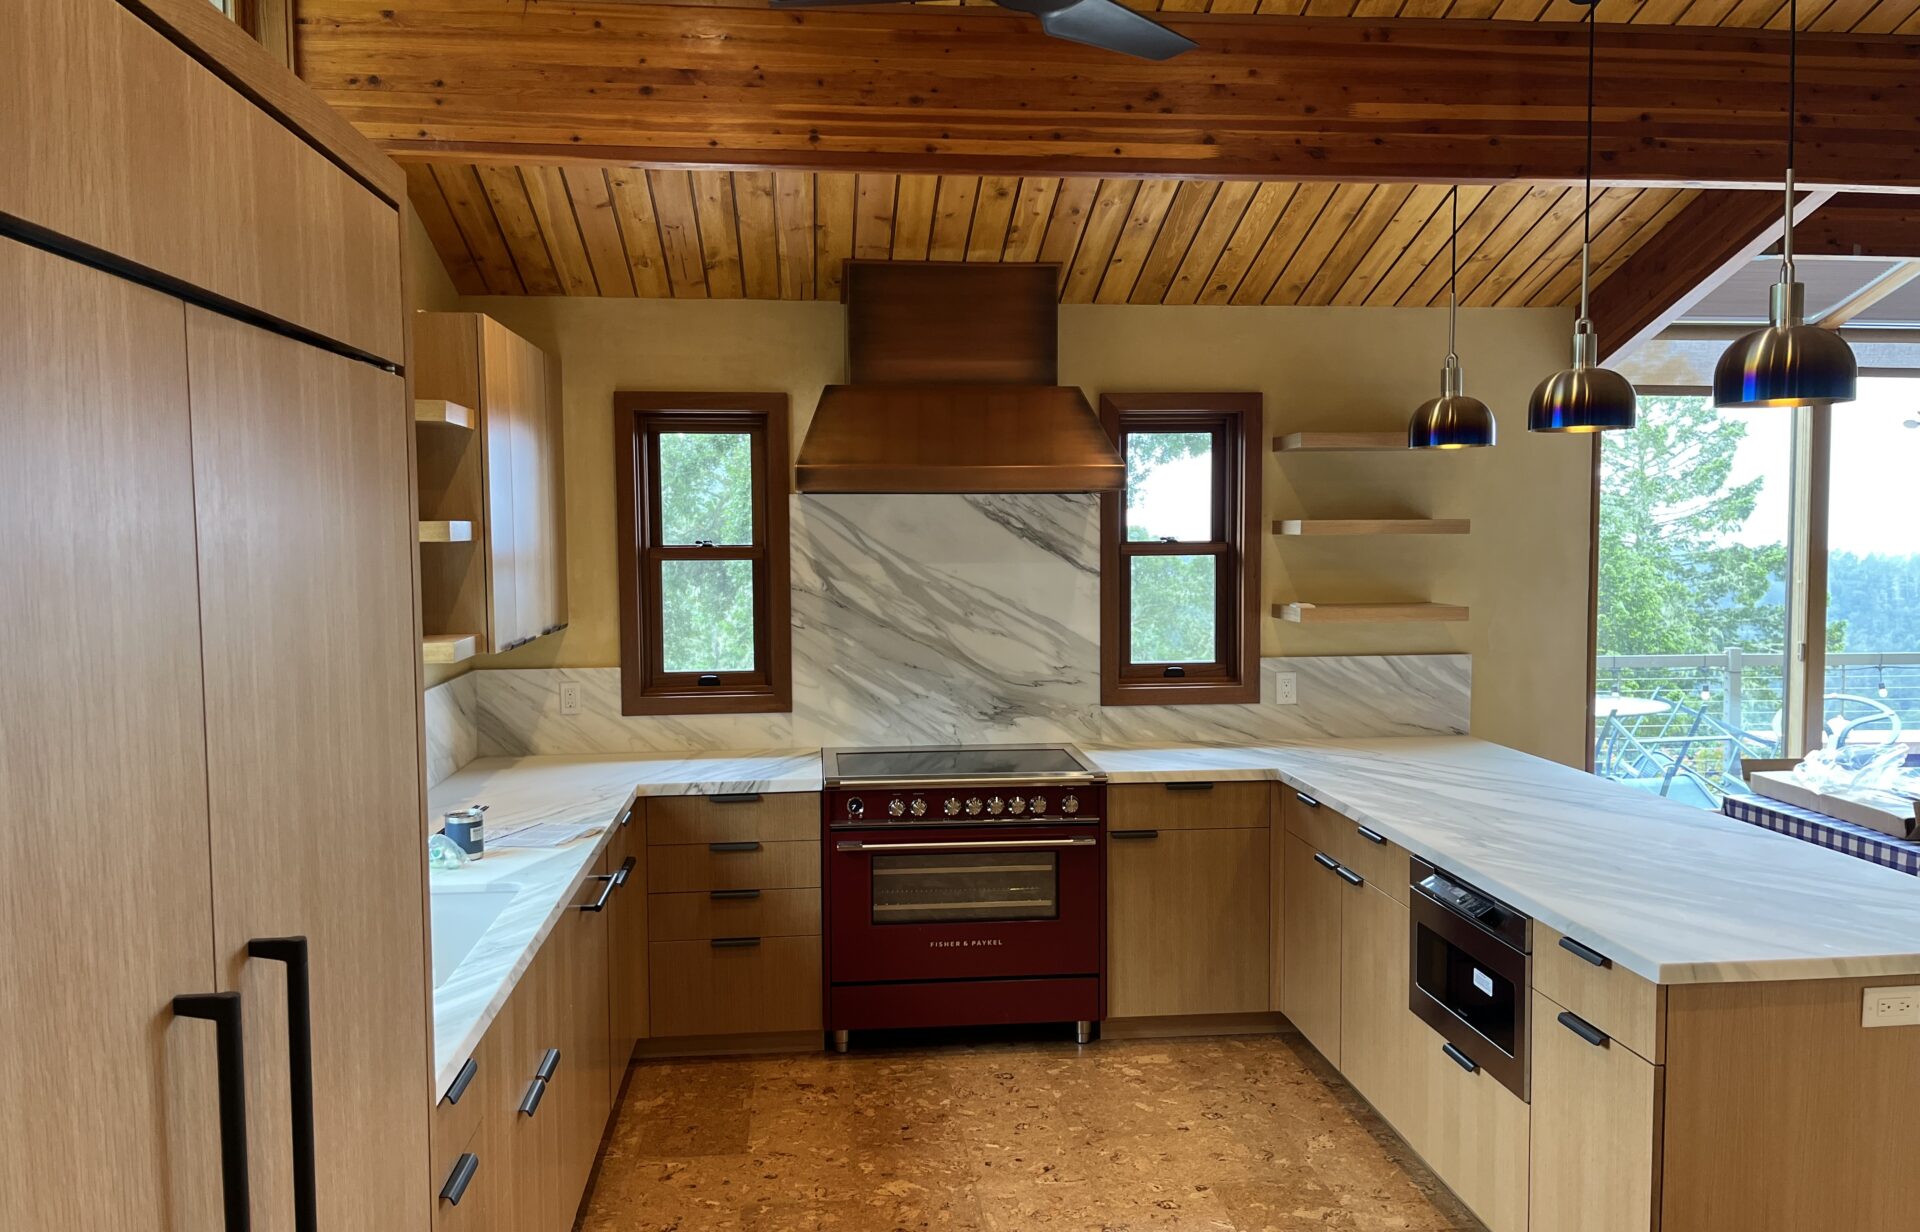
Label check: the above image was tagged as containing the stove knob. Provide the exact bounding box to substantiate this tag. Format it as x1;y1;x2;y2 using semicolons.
1008;796;1027;815
943;797;962;817
1031;795;1047;815
965;797;984;816
910;798;928;817
1061;794;1079;815
987;796;1005;816
887;797;906;818
847;796;865;819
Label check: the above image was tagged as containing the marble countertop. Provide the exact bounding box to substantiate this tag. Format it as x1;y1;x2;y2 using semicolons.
424;751;823;1098
1087;738;1920;985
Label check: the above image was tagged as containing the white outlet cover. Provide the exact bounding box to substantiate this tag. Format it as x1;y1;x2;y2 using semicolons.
1272;672;1299;706
1861;986;1920;1027
559;683;583;716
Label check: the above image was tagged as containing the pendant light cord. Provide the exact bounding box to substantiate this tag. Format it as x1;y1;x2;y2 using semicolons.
1579;2;1595;325
1447;185;1458;363
1783;0;1797;279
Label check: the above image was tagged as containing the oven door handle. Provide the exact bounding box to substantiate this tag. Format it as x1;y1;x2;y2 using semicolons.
834;837;1098;853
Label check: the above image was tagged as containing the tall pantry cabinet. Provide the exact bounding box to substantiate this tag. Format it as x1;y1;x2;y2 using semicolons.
0;2;430;1230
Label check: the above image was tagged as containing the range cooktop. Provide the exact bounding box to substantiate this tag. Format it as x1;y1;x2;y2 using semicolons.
821;743;1107;787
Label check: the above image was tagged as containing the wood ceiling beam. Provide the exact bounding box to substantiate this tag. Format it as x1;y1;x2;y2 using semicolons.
295;3;1920;191
1589;189;1836;364
1786;194;1920;257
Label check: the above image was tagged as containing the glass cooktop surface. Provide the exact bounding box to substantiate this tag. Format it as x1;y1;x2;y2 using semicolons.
824;744;1103;784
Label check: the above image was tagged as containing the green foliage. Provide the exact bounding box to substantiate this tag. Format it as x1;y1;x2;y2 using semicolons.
657;432;756;673
1122;430;1217;662
1828;552;1920;652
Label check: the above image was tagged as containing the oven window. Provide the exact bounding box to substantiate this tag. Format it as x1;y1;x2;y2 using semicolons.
1415;922;1518;1056
870;852;1060;924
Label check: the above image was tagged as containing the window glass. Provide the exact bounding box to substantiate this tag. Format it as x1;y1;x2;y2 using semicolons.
1124;431;1213;542
659;431;753;545
660;559;756;673
1129;555;1217;664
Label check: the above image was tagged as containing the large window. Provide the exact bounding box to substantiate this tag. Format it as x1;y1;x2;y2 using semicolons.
1098;394;1261;706
614;393;791;715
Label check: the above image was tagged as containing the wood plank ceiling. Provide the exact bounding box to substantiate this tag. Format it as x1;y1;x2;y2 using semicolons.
942;0;1920;26
408;165;1696;307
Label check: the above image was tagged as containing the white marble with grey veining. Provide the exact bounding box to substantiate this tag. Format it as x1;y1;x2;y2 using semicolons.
425;672;479;789
424;751;823;1097
1088;738;1920;985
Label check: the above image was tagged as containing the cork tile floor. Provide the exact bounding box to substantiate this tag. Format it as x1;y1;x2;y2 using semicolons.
578;1030;1483;1232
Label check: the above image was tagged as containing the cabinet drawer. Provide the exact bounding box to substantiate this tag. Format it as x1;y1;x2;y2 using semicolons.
1408;1019;1531;1232
1535;924;1664;1062
649;935;824;1037
430;1025;498;1201
647;792;818;845
648;840;821;893
432;1116;493;1232
1108;781;1269;831
649;888;822;942
1283;788;1407;904
1530;989;1662;1232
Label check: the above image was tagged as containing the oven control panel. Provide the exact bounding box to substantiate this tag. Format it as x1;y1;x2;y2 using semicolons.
828;784;1104;826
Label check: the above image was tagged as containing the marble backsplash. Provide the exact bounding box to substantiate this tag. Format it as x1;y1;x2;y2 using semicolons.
426;671;479;788
425;494;1470;765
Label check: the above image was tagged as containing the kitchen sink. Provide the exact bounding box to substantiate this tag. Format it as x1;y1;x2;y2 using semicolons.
430;886;522;990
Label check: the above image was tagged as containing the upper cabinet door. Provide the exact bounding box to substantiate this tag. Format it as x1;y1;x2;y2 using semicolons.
484;317;564;648
185;308;430;1232
0;238;223;1230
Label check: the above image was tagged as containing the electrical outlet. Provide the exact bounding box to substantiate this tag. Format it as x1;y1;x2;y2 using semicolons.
1861;986;1920;1028
1272;672;1299;706
558;682;583;716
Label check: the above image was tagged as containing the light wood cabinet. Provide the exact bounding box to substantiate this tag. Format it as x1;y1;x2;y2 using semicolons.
1108;782;1270;831
1530;989;1662;1232
1409;1017;1532;1232
415;311;567;657
1107;826;1270;1019
548;860;614;1219
1339;882;1425;1135
649;937;825;1038
1282;833;1346;1065
1534;924;1664;1063
1269;787;1287;1010
607;807;650;1070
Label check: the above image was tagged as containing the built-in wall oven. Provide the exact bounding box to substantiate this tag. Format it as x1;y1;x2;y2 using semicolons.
822;744;1107;1050
1408;856;1532;1100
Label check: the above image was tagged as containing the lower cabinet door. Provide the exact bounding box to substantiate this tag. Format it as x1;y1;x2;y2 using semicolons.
607;812;649;1072
549;861;614;1226
499;946;563;1231
1409;1019;1531;1232
1339;882;1423;1136
1282;833;1345;1066
1107;826;1270;1018
1530;989;1662;1232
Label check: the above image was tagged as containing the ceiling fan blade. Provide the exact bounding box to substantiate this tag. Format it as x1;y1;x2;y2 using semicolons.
1025;0;1198;61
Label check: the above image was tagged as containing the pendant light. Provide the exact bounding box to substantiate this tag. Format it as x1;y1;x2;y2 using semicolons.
1712;0;1857;409
1409;187;1497;450
1528;0;1637;434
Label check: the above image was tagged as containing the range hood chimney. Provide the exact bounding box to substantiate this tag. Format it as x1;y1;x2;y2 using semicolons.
795;262;1124;493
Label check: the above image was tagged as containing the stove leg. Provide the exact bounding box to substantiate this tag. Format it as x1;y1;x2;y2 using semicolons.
1075;1020;1093;1045
832;1029;850;1054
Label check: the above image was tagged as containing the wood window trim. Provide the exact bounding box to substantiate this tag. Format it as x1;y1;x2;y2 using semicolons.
614;392;792;716
1098;393;1262;707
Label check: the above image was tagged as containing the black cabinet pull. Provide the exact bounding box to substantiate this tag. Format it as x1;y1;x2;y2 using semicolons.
444;1056;480;1105
440;1152;480;1206
1558;935;1612;968
173;992;252;1231
579;873;619;912
712;936;762;948
710;841;762;853
1312;851;1340;872
518;1076;548;1117
1335;865;1365;887
616;802;636;829
1557;1011;1611;1048
710;888;761;900
1295;791;1320;808
1356;826;1388;846
713;793;763;804
1165;782;1214;792
536;1048;562;1082
247;936;317;1232
613;855;638;888
1442;1042;1479;1074
1110;829;1160;840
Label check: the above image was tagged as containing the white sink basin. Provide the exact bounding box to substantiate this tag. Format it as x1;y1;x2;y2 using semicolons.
430;887;521;990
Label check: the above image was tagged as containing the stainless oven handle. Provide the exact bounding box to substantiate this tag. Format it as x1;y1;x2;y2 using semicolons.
834;837;1098;853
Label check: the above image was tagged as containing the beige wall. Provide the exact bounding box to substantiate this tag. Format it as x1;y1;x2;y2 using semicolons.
420;289;1590;767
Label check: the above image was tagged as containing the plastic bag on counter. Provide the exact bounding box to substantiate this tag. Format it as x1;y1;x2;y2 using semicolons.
427;832;471;870
1793;741;1910;793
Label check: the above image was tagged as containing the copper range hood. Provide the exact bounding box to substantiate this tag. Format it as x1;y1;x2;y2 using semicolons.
795;262;1124;494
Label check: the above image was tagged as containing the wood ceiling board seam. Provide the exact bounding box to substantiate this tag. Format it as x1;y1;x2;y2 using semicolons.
927;175;980;263
605;167;674;298
520;165;598;296
1526;186;1685;306
1854;0;1920;32
1304;182;1417;306
1002;178;1062;264
475;165;563;295
889;173;939;263
1128;180;1222;304
1195;182;1298;305
689;169;746;298
854;173;898;261
1364;183;1490;306
648;169;710;298
1268;181;1382;305
1463;186;1586;308
431;164;524;295
404;162;487;296
1498;186;1641;308
1334;182;1451;306
968;175;1024;262
1396;184;1530;308
814;172;857;300
1233;181;1337;305
772;170;817;299
734;171;783;300
1444;184;1566;307
560;165;637;296
1094;178;1182;304
1164;180;1261;305
1062;180;1142;303
1036;177;1102;281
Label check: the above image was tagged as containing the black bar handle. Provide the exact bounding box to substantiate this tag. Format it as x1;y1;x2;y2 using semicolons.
1165;782;1214;792
1110;829;1160;840
1295;791;1320;808
1558;935;1612;968
536;1047;562;1082
1442;1042;1479;1074
247;936;316;1232
1311;851;1340;872
444;1056;480;1105
710;888;761;900
439;1152;480;1206
579;874;619;912
709;841;762;853
1356;826;1388;846
613;855;638;888
1335;865;1365;887
174;992;252;1232
712;936;762;948
518;1076;548;1117
713;793;763;804
1558;1010;1612;1048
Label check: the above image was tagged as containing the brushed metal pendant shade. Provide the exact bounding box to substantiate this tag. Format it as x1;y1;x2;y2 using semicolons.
1409;188;1496;451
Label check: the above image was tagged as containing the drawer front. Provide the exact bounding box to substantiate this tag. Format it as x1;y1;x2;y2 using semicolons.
430;1022;500;1205
3;1;404;363
1409;1019;1532;1232
1530;989;1662;1232
431;1120;485;1232
649;888;823;942
646;792;818;845
649;935;824;1037
1283;787;1407;903
647;840;821;893
1535;924;1664;1063
1109;781;1269;831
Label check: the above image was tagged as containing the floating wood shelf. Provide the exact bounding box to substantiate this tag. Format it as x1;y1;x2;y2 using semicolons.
1277;602;1470;624
414;399;474;429
422;633;479;664
418;520;474;544
1273;432;1409;453
1275;519;1471;537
